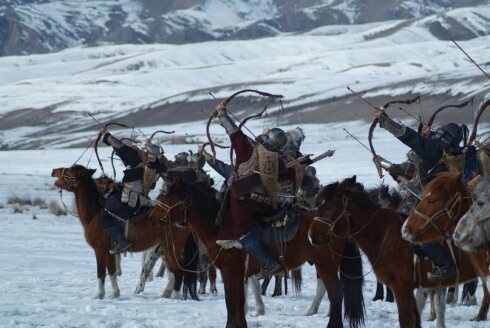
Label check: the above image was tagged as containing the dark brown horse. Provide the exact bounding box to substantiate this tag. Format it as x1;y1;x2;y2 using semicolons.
149;176;365;328
401;171;489;318
51;165;197;299
308;176;489;328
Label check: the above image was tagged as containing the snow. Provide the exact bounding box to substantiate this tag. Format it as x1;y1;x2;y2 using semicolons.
1;122;489;327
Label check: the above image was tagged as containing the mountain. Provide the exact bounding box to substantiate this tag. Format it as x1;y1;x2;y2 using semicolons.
0;1;489;150
1;0;489;56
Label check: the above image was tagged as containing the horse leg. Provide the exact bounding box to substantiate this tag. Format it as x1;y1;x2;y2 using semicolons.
261;276;271;296
385;285;394;302
373;281;384;301
316;267;342;328
427;290;436;321
463;280;478;306
446;287;455;305
395;286;422;328
434;288;447;328
94;250;107;299
115;254;122;276
272;275;282;297
221;266;247;328
209;265;218;294
171;269;183;299
162;269;176;298
107;254;120;298
199;254;209;295
135;245;161;294
141;250;153;282
473;277;489;321
156;257;166;278
306;278;326;316
247;277;265;316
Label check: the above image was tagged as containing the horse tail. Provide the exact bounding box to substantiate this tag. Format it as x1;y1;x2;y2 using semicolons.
182;234;199;301
340;241;365;328
291;267;302;294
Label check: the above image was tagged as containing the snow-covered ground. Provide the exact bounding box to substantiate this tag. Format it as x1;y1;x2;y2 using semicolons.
0;121;488;328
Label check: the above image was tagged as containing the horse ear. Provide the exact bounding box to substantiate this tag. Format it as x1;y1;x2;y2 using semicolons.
88;169;96;176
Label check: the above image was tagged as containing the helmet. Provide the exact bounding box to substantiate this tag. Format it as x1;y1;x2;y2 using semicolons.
256;128;287;152
174;152;189;166
190;153;206;169
142;143;163;163
432;123;463;151
306;166;317;177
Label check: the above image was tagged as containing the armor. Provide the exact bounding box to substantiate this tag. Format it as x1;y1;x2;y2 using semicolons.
218;109;238;135
142;143;164;163
378;113;406;137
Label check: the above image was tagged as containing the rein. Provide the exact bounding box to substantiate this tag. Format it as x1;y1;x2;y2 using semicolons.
56;168;80;217
151;195;225;274
313;197;391;279
412;191;472;238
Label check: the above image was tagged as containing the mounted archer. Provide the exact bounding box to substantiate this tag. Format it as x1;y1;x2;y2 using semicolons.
208;93;318;278
98;126;169;254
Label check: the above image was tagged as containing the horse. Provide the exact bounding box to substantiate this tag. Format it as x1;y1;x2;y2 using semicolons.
400;171;489;318
453;177;490;252
150;176;365;328
308;176;489;328
51;165;198;299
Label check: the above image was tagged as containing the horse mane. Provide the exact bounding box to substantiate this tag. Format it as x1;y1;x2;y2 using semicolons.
424;171;463;195
315;182;338;207
368;184;402;209
316;177;380;209
166;182;220;233
71;164;102;209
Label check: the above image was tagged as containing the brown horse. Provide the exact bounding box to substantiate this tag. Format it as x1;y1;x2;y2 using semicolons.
308;176;489;328
150;176;365;328
51;165;198;299
401;171;490;318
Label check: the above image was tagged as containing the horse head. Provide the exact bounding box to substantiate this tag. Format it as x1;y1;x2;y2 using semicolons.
402;171;473;244
453;177;490;251
309;176;361;246
151;175;191;227
51;165;97;191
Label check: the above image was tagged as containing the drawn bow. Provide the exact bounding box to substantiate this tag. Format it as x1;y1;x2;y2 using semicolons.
369;95;421;178
417;98;474;134
206;89;283;162
468;99;490;147
94;122;130;176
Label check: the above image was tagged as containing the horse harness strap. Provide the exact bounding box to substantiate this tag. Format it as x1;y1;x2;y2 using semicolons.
60;168;79;189
464;208;490;243
412;191;469;237
154;196;192;224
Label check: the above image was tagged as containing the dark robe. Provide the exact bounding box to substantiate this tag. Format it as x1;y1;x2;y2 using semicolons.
217;130;295;240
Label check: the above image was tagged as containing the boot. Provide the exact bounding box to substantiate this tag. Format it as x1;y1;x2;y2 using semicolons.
240;231;281;279
422;242;456;283
105;226;132;254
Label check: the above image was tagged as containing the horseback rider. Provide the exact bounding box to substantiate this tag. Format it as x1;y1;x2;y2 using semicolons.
211;101;307;278
98;127;168;254
373;108;472;282
469;131;490;185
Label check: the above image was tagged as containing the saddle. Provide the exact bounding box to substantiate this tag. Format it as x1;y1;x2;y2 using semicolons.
253;207;302;245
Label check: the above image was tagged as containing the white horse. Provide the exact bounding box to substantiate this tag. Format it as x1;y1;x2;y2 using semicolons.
453;177;490;298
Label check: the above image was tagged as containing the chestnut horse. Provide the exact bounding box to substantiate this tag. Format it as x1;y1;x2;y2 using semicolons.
401;172;490;318
51;165;198;299
150;177;365;328
308;176;488;328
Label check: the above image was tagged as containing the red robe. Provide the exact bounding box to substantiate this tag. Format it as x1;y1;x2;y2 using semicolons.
217;130;295;240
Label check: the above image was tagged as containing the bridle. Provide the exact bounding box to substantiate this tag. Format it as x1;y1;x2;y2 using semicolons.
151;195;192;225
411;190;472;238
58;168;79;189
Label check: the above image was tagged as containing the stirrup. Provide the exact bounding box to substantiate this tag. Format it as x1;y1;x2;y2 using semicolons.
427;266;455;283
110;242;132;255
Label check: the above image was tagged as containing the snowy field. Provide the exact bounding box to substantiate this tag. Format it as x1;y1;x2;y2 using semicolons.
0;120;489;328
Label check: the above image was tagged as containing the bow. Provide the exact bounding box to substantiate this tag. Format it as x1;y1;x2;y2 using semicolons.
417;97;474;134
369;95;421;178
206;89;283;162
95;122;130;176
468;99;490;146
